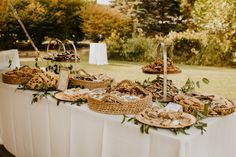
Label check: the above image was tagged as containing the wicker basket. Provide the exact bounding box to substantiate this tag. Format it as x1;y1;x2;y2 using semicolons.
174;94;235;116
87;80;152;115
2;73;31;85
69;69;114;89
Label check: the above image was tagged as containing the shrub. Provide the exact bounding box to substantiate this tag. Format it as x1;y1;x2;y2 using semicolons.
122;35;158;62
105;30;125;60
161;30;235;66
80;4;132;42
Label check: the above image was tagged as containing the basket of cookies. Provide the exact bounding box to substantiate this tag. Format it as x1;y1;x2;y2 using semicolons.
142;58;181;74
2;66;42;84
174;93;235;116
87;80;152;115
138;76;179;102
69;69;114;89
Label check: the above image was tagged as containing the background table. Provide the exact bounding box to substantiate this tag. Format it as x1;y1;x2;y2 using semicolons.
0;49;20;70
89;43;108;65
0;80;236;157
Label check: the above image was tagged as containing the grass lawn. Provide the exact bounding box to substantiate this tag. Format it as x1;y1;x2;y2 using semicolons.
20;53;236;101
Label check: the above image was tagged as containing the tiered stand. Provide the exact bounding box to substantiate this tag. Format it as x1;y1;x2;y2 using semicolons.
43;38;79;74
143;41;181;103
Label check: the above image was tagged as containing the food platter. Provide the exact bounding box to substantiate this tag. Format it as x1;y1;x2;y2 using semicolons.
69;69;114;89
142;58;181;75
174;94;236;116
136;107;196;129
54;88;90;102
87;80;152;115
2;66;42;84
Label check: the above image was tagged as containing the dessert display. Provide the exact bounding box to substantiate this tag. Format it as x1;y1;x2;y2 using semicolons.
43;52;80;62
54;88;90;101
69;69;114;89
2;66;42;84
174;94;235;116
88;80;152;115
139;76;179;101
142;58;181;74
25;72;58;91
136;107;196;128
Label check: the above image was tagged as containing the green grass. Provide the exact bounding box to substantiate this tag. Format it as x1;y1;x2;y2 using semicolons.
20;54;236;101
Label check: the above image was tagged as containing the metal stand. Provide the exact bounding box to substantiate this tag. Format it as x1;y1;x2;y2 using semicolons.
159;42;172;103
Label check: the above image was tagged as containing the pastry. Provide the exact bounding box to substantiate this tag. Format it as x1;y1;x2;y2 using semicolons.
142;58;181;74
25;72;58;90
139;76;179;101
55;88;90;101
136;107;196;128
174;93;235;116
2;66;42;84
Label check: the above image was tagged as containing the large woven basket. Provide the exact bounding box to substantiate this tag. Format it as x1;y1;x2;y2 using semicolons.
174;94;235;116
69;69;114;89
87;80;152;115
2;73;31;84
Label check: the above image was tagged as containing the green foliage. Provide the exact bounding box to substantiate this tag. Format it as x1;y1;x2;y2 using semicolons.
0;0;84;50
162;31;204;64
180;77;209;94
191;0;236;65
105;32;158;61
158;29;235;66
80;4;132;42
105;30;125;59
122;34;158;61
112;0;191;36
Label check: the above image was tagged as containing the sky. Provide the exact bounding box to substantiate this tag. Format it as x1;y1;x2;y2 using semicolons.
96;0;111;5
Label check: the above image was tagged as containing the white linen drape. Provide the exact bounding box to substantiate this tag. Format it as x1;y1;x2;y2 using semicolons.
89;43;108;65
0;81;236;157
0;49;20;69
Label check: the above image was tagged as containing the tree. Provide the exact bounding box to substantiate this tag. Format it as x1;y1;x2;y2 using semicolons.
80;4;132;42
0;0;85;50
112;0;191;36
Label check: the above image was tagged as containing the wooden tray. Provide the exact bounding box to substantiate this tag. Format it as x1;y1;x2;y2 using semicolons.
54;90;89;102
136;109;196;129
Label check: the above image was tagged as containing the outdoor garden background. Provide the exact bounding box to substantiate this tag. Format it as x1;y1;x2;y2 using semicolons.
0;0;236;100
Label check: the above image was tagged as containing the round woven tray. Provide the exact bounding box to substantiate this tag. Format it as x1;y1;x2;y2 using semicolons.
142;69;182;74
69;69;114;89
87;80;152;115
174;94;235;116
88;93;152;115
2;73;31;85
135;109;196;129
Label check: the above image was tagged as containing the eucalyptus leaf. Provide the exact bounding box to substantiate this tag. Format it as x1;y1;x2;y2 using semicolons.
202;78;210;84
128;117;135;122
57;100;61;106
144;125;150;134
140;124;145;134
196;81;200;88
121;114;127;124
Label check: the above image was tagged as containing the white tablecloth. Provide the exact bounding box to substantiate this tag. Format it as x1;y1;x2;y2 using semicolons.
0;49;20;70
89;43;108;65
0;81;236;157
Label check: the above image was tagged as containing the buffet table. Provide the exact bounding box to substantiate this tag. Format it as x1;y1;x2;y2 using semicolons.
0;49;20;70
89;43;108;65
0;81;236;157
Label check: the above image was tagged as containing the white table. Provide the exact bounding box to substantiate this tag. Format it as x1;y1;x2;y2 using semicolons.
89;43;108;65
0;49;20;70
0;81;236;157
